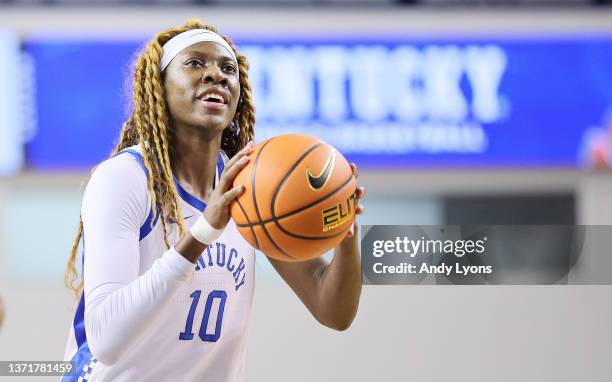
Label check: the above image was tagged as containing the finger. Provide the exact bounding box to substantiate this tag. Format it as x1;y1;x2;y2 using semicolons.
240;140;255;155
219;155;250;190
347;219;360;237
350;163;359;178
346;226;354;238
225;141;255;169
356;205;365;215
222;184;246;205
355;186;365;198
225;141;254;168
218;156;250;191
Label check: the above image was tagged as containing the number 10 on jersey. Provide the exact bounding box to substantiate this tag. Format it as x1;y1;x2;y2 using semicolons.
179;290;227;342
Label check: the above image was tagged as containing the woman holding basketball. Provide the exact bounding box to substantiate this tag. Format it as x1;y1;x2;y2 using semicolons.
62;19;364;381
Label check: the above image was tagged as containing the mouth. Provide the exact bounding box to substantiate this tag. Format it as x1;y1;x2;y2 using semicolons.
198;88;229;110
199;99;226;110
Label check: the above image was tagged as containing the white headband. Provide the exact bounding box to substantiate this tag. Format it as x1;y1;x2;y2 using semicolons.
160;29;237;72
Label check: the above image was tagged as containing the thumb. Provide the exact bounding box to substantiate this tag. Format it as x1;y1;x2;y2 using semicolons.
345;220;358;238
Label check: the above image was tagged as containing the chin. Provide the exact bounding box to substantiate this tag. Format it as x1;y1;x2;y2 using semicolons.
195;116;230;133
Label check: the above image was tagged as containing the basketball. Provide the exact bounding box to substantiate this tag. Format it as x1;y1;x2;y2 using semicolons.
230;134;357;261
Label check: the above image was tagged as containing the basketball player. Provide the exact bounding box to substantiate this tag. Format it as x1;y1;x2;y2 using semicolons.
62;19;364;381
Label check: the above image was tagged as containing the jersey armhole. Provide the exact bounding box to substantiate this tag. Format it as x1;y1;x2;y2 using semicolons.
112;148;159;241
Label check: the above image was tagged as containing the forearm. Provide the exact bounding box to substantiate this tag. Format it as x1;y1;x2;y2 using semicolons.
317;232;362;331
85;247;193;365
175;231;211;263
269;166;365;331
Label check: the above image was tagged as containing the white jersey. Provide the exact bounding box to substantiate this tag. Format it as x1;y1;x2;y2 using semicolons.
62;145;255;382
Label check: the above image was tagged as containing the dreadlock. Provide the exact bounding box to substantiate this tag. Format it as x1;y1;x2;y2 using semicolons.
65;19;256;298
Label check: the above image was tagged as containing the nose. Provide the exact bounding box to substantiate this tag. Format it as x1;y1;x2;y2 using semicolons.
201;64;228;87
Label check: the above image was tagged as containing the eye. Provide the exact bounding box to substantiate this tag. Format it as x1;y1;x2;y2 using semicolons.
223;65;237;74
185;59;204;67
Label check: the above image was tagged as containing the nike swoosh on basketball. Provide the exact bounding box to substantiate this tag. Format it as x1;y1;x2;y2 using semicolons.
307;148;336;190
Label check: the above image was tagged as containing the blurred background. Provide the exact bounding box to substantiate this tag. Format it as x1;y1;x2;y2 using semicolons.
1;1;612;381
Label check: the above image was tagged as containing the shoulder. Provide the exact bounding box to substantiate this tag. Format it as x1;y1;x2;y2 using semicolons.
83;145;150;218
90;145;148;187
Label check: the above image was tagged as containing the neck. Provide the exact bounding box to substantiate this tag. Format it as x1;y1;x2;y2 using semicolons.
170;125;222;202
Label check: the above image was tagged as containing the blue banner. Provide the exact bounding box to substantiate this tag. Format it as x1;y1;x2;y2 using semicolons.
24;35;612;169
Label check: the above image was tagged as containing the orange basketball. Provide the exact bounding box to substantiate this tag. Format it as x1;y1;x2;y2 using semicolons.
230;134;357;261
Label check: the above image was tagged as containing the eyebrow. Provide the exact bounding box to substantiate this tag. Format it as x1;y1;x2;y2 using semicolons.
182;49;236;64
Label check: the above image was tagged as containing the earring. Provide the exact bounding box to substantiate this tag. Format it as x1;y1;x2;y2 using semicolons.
237;96;243;112
230;120;241;137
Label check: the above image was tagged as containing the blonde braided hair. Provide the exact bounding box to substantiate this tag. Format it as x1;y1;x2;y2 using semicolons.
65;19;256;298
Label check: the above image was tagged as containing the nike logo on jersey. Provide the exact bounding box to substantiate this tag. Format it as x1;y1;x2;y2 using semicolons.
307;148;336;190
167;215;196;224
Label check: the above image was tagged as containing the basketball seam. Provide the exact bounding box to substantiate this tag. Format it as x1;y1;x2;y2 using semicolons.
235;199;260;250
236;172;355;234
270;142;322;222
251;138;295;259
271;173;355;241
269;140;348;241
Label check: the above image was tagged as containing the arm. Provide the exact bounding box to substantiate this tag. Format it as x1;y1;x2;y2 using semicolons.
268;226;362;331
269;164;365;331
83;144;254;365
82;156;195;366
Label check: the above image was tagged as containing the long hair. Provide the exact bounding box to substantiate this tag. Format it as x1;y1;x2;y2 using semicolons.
65;19;256;298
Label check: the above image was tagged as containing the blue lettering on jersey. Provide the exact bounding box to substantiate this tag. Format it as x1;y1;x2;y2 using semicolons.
216;242;226;267
227;248;237;272
204;244;214;266
195;241;248;291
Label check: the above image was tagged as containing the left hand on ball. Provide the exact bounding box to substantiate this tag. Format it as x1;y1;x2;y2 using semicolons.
345;162;365;239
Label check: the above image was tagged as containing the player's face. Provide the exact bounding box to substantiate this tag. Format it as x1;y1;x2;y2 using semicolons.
163;41;240;134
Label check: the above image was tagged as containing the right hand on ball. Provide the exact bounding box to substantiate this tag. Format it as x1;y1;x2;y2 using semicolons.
203;141;255;229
